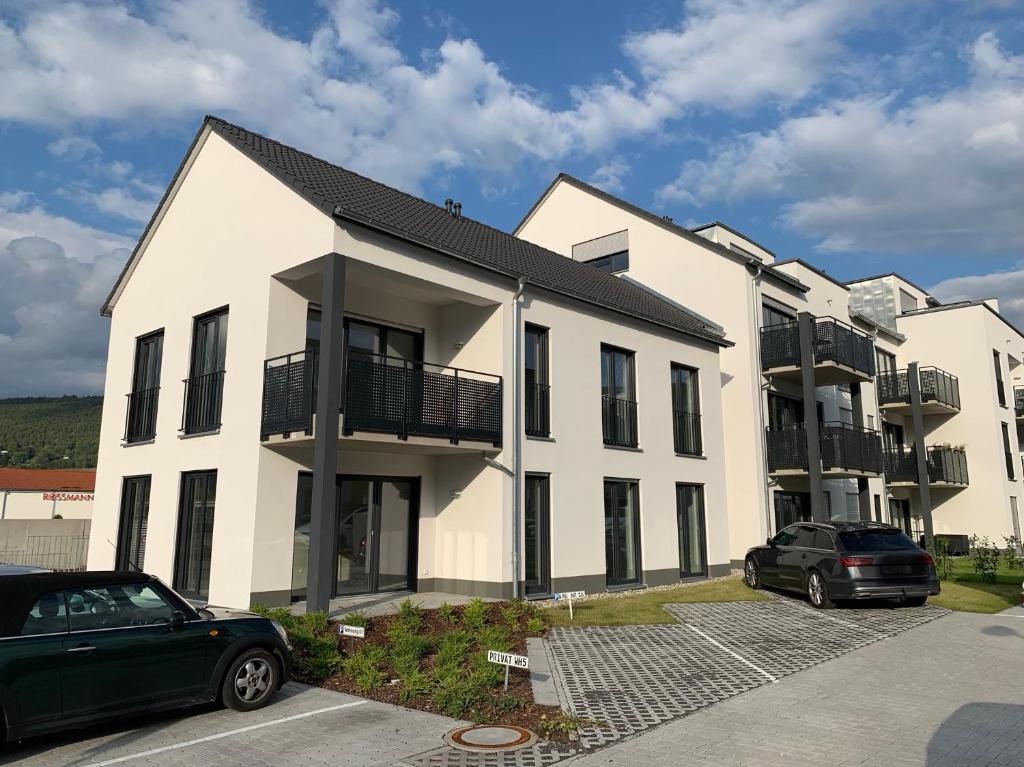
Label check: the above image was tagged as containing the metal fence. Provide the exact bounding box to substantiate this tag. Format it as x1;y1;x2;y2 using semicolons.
0;534;89;571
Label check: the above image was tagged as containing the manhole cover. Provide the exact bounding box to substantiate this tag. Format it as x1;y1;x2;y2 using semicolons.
445;725;537;752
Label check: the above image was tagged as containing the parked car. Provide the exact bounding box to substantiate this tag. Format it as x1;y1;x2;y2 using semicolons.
0;570;291;743
743;521;940;608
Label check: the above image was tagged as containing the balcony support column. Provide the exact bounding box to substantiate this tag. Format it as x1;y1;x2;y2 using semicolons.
908;361;935;549
307;253;346;614
850;382;872;520
798;312;827;522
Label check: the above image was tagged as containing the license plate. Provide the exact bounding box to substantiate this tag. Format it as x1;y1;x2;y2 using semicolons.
883;565;914;575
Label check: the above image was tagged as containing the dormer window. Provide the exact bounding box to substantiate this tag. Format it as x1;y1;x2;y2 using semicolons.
584;250;629;274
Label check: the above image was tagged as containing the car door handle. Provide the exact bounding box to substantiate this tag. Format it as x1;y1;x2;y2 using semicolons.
66;645;96;654
801;553;808;559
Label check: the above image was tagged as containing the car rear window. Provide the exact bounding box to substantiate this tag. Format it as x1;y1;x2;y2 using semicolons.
839;530;918;552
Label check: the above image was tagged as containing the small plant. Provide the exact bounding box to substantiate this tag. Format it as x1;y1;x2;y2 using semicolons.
251;606;343;682
432;667;487;718
343;644;388;692
461;598;489;631
1002;535;1023;570
536;712;598;740
494;695;527;712
437;601;458;623
930;537;953;580
434;630;473;673
397;668;431;702
526;616;546;634
395;599;423;631
501;598;535;626
476;624;512;653
970;535;1000;583
339;610;369;628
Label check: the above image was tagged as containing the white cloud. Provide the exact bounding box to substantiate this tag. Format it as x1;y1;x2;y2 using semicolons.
46;135;100;159
660;32;1024;256
929;266;1024;329
0;192;132;262
85;187;160;224
589;158;630;194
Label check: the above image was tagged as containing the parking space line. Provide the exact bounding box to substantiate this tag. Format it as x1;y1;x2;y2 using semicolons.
79;700;368;767
684;623;778;684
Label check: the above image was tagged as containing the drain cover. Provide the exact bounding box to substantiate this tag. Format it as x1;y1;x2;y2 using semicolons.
445;725;537;752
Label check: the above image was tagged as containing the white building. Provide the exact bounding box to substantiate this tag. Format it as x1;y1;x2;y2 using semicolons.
0;469;95;520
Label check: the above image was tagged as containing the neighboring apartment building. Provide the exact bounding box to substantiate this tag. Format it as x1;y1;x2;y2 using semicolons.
88;117;733;611
0;469;95;520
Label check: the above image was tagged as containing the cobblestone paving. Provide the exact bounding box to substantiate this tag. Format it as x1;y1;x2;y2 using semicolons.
548;596;948;751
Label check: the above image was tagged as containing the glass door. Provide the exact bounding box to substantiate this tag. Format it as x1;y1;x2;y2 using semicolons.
337;477;417;595
524;474;551;596
604;480;641;586
174;471;217;600
336;479;372;596
676;484;707;578
117;476;151;571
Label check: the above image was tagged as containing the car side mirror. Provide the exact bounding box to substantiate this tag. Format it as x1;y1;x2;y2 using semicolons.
170;611;186;631
766;537;775;547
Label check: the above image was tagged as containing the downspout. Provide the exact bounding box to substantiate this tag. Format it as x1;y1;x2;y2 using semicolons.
750;265;773;536
1;489;7;520
512;276;527;599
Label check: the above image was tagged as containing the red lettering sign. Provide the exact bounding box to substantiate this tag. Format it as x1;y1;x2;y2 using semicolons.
42;493;94;502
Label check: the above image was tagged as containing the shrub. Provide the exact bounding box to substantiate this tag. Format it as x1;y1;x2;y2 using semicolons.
461;598;489;631
339;610;369;628
931;537;953;580
970;535;1000;583
495;695;527;712
475;624;512;653
468;651;505;687
537;712;594;740
526;616;546;634
437;601;458;624
432;667;487;718
1003;535;1023;571
343;644;388;692
397;668;431;702
395;599;423;631
435;630;473;673
251;606;342;682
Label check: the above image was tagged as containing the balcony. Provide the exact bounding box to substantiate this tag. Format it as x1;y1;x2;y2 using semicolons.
123;387;159;444
181;371;224;435
877;367;961;416
261;348;502;447
760;316;875;385
1015;387;1024;421
766;421;883;478
602;396;638;448
884;446;969;488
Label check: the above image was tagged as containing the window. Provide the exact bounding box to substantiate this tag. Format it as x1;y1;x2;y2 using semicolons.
792;526;817;548
676;484;706;578
762;303;795;328
839;529;917;552
601;345;637;447
604;480;641;586
20;593;68;636
883;421;904;453
175;470;217;600
125;330;163;443
867;414;875;429
839;406;854;425
873;494;882;523
813;530;835;550
65;583;175;631
292;473;313;600
525;325;550;437
183;308;228;434
994;350;1006;407
1003;422;1015;480
824;493;833;519
767;393;804;429
899;288;918;313
117;476;151;571
524;474;551;596
772;527;799;546
671;364;701;455
584;251;629;273
876;349;897;376
773;492;811;530
845;492;860;522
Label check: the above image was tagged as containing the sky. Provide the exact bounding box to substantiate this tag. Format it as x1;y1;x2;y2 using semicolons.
1;0;1023;397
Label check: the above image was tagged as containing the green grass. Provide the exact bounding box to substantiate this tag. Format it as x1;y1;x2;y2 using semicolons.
931;556;1023;614
543;576;768;627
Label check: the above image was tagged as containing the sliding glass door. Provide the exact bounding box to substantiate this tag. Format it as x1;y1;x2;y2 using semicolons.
174;471;217;600
676;484;707;578
524;474;551;596
117;476;151;571
604;479;641;587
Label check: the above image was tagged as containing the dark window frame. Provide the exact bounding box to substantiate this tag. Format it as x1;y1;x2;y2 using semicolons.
601;344;638;448
671;363;702;455
675;483;707;578
182;307;229;435
583;250;629;274
525;324;550;438
604;478;642;587
174;469;218;600
524;472;552;597
125;329;164;443
116;475;151;571
994;350;1007;407
1003;422;1015;480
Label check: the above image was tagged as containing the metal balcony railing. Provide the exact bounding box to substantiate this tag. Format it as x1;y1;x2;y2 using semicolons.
673;410;702;455
766;421;883;475
883;449;918;483
181;371;225;435
525;382;550;438
602;396;638;448
884;446;969;486
877;367;960;411
260;348;502;446
760;316;875;377
123;387;159;443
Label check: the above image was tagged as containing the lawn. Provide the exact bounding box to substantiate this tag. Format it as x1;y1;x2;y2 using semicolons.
543;576;768;627
931;556;1023;614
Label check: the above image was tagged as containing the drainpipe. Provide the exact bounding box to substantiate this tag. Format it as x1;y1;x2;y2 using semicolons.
1;489;8;520
750;265;773;536
512;277;527;599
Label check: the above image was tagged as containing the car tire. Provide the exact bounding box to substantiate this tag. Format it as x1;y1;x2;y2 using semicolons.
222;648;280;712
744;557;762;590
904;596;928;607
807;570;834;609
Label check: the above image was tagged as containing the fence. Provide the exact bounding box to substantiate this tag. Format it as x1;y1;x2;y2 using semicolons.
0;519;91;571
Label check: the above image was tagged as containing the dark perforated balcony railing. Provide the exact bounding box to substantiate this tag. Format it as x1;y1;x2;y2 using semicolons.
760;316;875;378
884;446;969;486
877;367;960;411
766;421;883;475
181;371;224;435
261;348;502;446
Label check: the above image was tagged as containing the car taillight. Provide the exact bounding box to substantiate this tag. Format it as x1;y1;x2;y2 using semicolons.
840;556;874;568
919;553;934;565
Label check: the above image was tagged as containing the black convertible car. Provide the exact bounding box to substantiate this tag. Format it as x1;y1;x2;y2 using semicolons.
743;521;940;608
0;570;291;743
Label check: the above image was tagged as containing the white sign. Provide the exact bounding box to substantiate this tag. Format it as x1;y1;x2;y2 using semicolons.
552;591;585;601
339;624;366;638
487;650;529;670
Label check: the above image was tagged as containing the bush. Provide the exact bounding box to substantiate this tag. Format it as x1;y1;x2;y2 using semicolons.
476;624;512;653
437;601;458;624
432;666;487;718
397;668;431;702
435;630;473;673
970;535;1000;583
339;610;369;628
526;616;546;634
1003;535;1023;571
343;644;388;692
395;598;424;631
251;606;342;682
461;598;489;631
931;537;953;580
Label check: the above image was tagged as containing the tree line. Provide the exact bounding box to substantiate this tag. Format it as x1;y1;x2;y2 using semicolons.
0;396;102;468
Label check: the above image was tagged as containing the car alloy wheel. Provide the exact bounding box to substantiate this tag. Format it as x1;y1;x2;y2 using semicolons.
744;558;761;589
235;658;273;704
807;571;833;609
223;648;280;711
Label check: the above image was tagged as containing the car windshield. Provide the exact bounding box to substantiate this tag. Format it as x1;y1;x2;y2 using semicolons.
839;530;918;552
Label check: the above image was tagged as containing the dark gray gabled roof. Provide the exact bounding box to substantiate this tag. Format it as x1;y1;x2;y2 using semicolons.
191;117;727;346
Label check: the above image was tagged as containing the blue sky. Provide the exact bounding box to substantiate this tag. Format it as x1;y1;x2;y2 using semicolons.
1;0;1023;396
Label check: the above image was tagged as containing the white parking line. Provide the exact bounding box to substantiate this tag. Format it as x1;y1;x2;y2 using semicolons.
684;623;778;684
79;700;368;767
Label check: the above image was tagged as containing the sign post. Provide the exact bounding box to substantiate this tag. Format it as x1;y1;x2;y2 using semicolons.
552;590;585;621
339;624;366;639
487;650;529;691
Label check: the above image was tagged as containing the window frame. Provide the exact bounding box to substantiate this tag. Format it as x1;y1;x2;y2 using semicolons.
583;250;629;274
524;324;550;438
670;363;702;455
116;475;152;571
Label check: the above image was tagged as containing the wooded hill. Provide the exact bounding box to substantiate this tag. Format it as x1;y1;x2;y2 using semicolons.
0;396;102;468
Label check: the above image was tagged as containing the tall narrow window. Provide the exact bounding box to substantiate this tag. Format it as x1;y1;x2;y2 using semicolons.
125;331;163;443
761;303;795;327
994;350;1006;407
604;479;641;586
676;484;706;578
175;470;217;600
601;345;637;448
671;364;702;455
117;476;151;571
1011;497;1021;548
525;325;550;438
873;494;882;523
1002;422;1015;480
875;349;897;375
183;309;228;434
524;474;551;596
